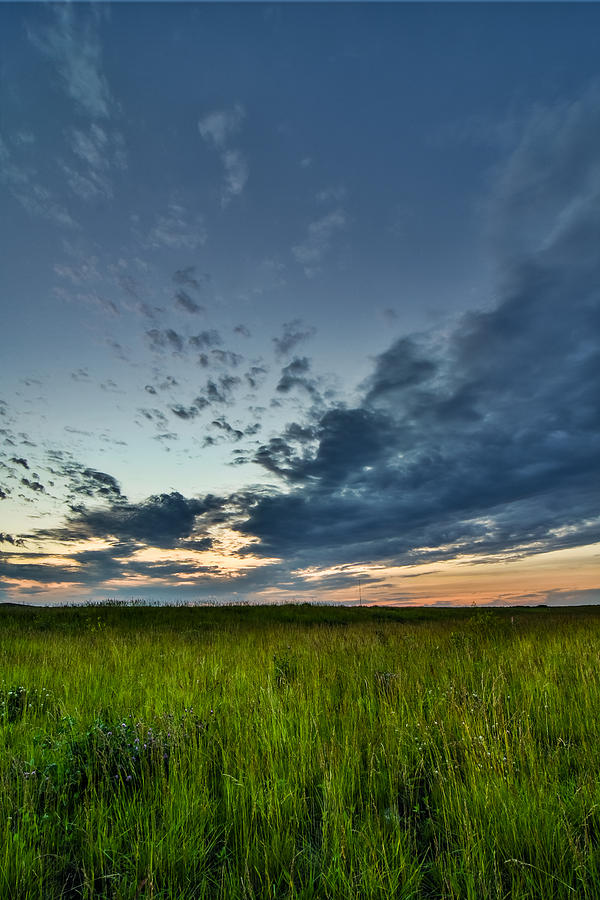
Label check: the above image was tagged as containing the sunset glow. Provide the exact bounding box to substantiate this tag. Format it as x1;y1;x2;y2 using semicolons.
1;3;598;606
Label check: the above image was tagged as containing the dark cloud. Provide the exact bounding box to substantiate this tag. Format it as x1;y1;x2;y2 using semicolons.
363;337;437;403
144;384;157;395
196;375;242;407
210;349;243;368
78;468;122;500
107;340;129;362
35;491;223;550
173;266;210;292
170;404;200;421
283;422;318;443
146;328;184;354
189;330;222;350
138;408;168;428
71;368;90;382
197;349;243;369
0;533;24;547
235;96;600;569
10;457;29;470
211;417;244;441
173;266;200;289
154;432;178;443
245;365;268;389
64;426;92;436
276;356;321;401
46;456;123;503
175;290;204;315
273;319;317;358
234;324;251;337
21;477;45;493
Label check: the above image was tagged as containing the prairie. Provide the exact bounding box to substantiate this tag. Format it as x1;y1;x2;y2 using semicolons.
1;603;599;899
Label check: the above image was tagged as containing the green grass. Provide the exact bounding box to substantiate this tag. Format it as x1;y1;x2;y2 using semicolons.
1;602;600;898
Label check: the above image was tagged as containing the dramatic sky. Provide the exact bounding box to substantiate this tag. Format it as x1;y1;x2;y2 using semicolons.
1;2;599;606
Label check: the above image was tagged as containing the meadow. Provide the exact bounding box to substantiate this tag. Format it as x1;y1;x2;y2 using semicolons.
1;602;599;899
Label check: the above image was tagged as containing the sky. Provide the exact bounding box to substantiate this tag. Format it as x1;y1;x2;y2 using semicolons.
0;2;599;607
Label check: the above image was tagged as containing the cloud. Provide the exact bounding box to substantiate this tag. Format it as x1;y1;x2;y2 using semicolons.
146;329;185;354
28;5;111;119
175;290;204;315
543;588;600;606
273;320;317;358
232;90;600;569
62;124;126;201
276;357;322;402
198;104;248;206
76;468;122;501
195;375;242;408
172;267;210;314
0;136;77;228
0;533;24;547
145;203;207;251
21;477;46;493
170;405;200;421
363;337;437;403
221;149;248;204
138;408;169;429
35;491;222;550
209;350;243;368
245;365;268;389
45;454;124;504
189;330;222;350
292;209;348;276
198;104;245;148
315;186;347;204
211;417;244;441
173;266;202;289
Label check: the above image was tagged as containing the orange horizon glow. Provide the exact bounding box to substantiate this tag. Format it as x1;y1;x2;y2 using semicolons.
1;539;597;607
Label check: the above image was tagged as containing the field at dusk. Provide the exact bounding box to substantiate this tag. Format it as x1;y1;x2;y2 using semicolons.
2;603;600;899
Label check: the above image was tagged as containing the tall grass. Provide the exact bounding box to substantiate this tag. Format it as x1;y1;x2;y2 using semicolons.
1;603;599;898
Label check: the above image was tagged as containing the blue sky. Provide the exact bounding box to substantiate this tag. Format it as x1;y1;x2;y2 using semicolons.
1;2;599;606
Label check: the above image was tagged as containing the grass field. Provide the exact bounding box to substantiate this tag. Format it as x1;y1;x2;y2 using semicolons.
1;602;600;899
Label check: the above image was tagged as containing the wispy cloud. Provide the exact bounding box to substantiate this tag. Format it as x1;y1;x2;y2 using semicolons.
198;104;244;149
0;135;77;228
28;5;111;119
198;104;248;206
292;209;348;277
144;202;207;251
61;124;127;201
